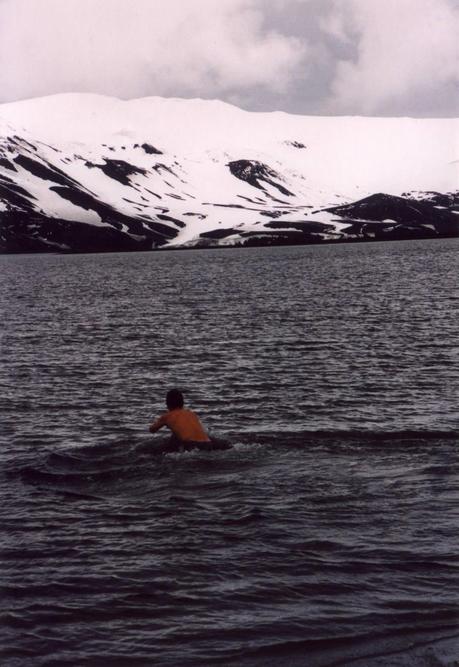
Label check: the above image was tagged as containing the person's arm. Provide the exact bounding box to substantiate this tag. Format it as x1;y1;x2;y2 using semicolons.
149;414;167;434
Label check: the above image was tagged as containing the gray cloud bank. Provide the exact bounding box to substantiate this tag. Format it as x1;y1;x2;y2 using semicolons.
1;0;458;116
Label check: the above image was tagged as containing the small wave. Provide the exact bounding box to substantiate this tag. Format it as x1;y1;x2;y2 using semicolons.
6;428;457;502
232;627;459;667
227;429;458;449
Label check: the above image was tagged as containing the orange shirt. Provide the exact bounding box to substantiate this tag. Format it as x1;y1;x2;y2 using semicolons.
154;408;210;442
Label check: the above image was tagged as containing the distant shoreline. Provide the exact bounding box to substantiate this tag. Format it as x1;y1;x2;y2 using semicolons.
1;233;457;256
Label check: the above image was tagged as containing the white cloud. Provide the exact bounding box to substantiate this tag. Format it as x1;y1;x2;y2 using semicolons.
324;0;459;114
0;0;306;102
0;0;457;116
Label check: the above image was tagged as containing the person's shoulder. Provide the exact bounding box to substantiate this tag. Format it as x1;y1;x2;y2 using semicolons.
164;408;186;420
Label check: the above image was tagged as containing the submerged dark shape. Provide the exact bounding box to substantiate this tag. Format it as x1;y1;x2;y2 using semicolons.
151;437;233;454
152;437;233;454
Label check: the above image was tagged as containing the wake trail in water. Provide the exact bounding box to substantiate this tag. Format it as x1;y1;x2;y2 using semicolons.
4;429;455;503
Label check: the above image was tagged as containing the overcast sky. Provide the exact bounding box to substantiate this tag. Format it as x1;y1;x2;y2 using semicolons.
1;0;458;116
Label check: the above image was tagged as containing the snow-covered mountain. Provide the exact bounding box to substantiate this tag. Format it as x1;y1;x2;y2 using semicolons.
0;93;457;252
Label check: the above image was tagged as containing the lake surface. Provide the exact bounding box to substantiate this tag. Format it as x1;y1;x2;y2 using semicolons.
1;239;458;666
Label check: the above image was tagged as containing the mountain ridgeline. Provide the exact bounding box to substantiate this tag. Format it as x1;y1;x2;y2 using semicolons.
0;94;457;252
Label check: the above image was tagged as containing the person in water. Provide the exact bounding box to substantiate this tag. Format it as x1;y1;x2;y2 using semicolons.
149;389;211;444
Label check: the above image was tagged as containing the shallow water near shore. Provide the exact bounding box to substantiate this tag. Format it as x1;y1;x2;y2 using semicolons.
1;239;458;666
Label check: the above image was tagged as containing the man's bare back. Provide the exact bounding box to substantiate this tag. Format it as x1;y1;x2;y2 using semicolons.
149;389;210;443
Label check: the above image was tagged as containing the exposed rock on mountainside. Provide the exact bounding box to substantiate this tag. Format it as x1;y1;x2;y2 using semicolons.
227;160;294;199
0;94;457;252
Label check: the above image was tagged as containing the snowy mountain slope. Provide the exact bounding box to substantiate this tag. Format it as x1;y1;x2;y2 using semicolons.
0;93;457;252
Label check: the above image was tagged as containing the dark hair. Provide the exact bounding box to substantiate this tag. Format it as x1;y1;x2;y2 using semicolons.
166;389;184;410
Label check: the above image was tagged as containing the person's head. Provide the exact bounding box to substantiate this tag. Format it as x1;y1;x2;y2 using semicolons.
166;388;184;410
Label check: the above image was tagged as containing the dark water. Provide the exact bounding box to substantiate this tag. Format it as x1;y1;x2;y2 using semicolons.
1;239;458;666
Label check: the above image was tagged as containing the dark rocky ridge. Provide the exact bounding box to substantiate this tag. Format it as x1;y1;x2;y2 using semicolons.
0;125;457;252
324;193;459;239
227;160;294;199
197;193;458;247
85;159;147;186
